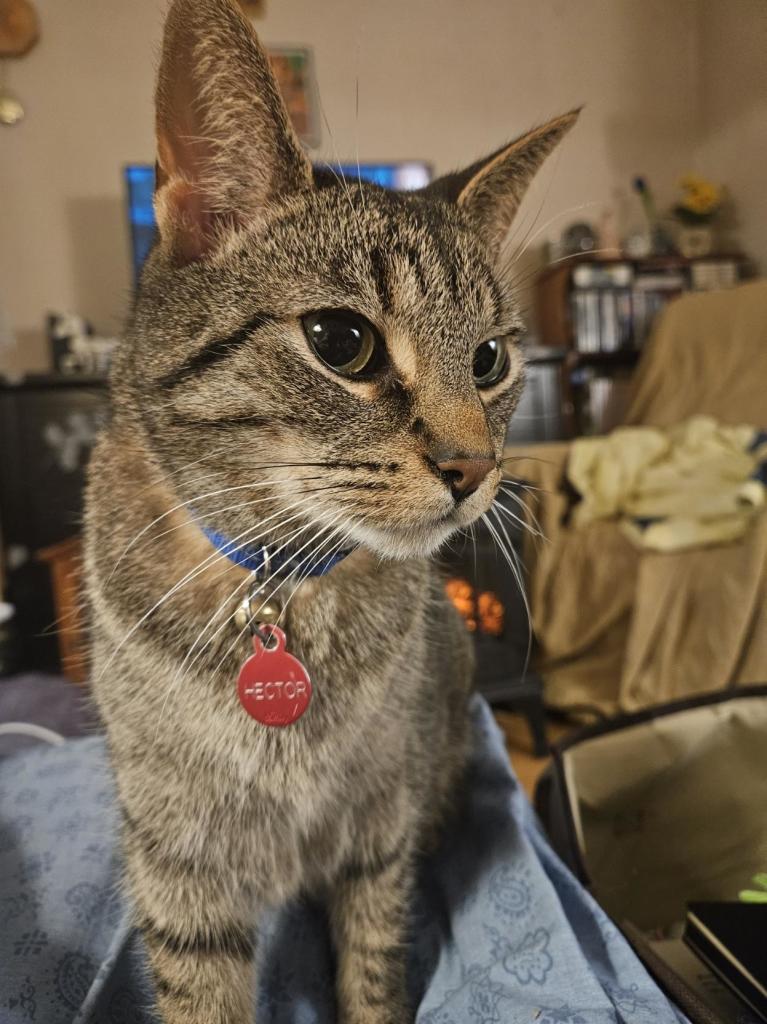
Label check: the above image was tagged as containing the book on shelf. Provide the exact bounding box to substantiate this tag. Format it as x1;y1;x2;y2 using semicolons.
571;288;636;353
572;291;597;352
616;290;633;348
600;291;618;352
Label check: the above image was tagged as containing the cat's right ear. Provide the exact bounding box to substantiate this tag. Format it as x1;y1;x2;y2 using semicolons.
154;0;313;265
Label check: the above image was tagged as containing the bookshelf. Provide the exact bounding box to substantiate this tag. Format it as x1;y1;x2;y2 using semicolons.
534;254;750;436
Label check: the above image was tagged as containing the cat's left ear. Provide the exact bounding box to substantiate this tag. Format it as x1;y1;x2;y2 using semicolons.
425;109;580;256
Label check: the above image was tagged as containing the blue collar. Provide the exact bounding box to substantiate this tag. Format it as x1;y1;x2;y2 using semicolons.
201;525;352;577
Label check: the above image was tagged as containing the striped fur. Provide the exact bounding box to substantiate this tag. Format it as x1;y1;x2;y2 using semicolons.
84;1;576;1020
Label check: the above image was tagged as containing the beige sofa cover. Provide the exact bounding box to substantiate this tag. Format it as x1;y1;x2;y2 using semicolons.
506;279;767;715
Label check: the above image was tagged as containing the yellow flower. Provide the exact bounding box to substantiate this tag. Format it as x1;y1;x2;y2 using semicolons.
678;174;721;216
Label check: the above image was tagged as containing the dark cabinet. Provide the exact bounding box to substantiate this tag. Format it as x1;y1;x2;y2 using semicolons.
0;376;110;671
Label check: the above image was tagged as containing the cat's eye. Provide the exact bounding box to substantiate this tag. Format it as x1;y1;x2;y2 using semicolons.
473;338;509;388
302;310;384;378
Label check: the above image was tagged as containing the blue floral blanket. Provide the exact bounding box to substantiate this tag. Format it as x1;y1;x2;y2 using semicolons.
0;698;686;1024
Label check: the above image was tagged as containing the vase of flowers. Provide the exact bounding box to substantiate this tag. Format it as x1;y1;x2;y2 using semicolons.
673;174;722;258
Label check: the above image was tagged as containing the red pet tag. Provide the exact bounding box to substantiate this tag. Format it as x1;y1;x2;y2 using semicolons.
237;625;312;727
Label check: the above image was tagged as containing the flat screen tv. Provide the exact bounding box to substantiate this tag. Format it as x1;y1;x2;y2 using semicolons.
124;161;432;283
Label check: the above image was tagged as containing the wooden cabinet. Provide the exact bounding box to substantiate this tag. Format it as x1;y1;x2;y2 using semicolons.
37;537;88;684
534;255;750;436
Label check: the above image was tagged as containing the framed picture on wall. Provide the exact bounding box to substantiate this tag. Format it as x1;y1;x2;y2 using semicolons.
267;47;321;149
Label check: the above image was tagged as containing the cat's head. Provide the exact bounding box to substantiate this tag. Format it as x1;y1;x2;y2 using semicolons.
124;0;577;562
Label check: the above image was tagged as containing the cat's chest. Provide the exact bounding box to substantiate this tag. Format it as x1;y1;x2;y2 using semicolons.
217;719;399;892
187;563;431;744
221;661;412;797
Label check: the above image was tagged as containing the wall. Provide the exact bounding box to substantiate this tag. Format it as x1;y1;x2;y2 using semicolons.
1;0;705;373
695;0;767;274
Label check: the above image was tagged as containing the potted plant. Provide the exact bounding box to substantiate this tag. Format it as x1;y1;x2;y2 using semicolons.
672;174;722;258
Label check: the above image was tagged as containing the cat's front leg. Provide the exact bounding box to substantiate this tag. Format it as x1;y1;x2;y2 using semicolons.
330;834;415;1024
121;810;257;1024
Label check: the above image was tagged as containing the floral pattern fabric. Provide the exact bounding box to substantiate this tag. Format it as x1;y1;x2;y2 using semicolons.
0;698;688;1024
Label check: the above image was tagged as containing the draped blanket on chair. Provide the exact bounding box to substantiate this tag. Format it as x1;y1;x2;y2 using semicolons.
0;697;685;1023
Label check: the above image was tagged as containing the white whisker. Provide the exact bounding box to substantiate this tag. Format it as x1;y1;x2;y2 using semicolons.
482;509;533;680
107;477;307;584
268;518;362;642
316;87;365;236
149;503;345;737
107;461;352;582
353;69;368;219
166;494;342;685
97;490;332;685
498;483;546;541
206;508;357;684
505;199;600;273
122;477;338;558
494;492;543;541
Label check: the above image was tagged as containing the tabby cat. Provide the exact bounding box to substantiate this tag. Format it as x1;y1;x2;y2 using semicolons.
84;1;577;1020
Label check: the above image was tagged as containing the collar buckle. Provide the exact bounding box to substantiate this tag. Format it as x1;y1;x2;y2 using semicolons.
234;547;283;635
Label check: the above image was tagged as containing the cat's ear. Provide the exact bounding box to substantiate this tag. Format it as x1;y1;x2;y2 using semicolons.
425;109;580;256
154;0;313;264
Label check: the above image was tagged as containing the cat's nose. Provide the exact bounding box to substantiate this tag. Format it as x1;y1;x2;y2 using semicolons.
433;451;496;500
